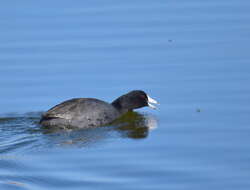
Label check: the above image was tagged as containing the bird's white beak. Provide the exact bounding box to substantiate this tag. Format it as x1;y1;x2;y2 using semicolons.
147;95;159;109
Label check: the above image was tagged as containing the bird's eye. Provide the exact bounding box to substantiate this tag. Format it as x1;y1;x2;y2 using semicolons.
140;94;146;99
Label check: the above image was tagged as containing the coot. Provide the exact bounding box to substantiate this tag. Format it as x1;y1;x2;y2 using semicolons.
40;90;158;128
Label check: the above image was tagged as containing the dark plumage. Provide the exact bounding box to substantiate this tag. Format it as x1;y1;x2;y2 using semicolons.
40;90;158;129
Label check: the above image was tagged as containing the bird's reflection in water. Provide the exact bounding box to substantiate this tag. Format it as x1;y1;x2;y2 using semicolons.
112;111;157;139
42;111;158;147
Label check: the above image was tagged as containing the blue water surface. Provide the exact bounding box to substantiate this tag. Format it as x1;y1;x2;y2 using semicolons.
0;1;250;189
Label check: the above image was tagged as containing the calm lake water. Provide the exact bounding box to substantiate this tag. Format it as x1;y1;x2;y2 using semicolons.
1;1;250;189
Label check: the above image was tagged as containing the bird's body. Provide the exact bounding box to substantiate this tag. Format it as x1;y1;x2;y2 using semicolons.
40;90;158;129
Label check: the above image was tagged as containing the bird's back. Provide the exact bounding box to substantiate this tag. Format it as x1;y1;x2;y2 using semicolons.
40;98;120;128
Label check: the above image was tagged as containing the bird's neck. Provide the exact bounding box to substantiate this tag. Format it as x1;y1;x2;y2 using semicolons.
111;97;131;114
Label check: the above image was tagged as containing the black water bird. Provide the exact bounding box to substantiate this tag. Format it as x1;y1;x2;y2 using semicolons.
40;90;158;129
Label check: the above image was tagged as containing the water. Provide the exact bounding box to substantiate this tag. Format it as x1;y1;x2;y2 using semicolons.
0;0;250;189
